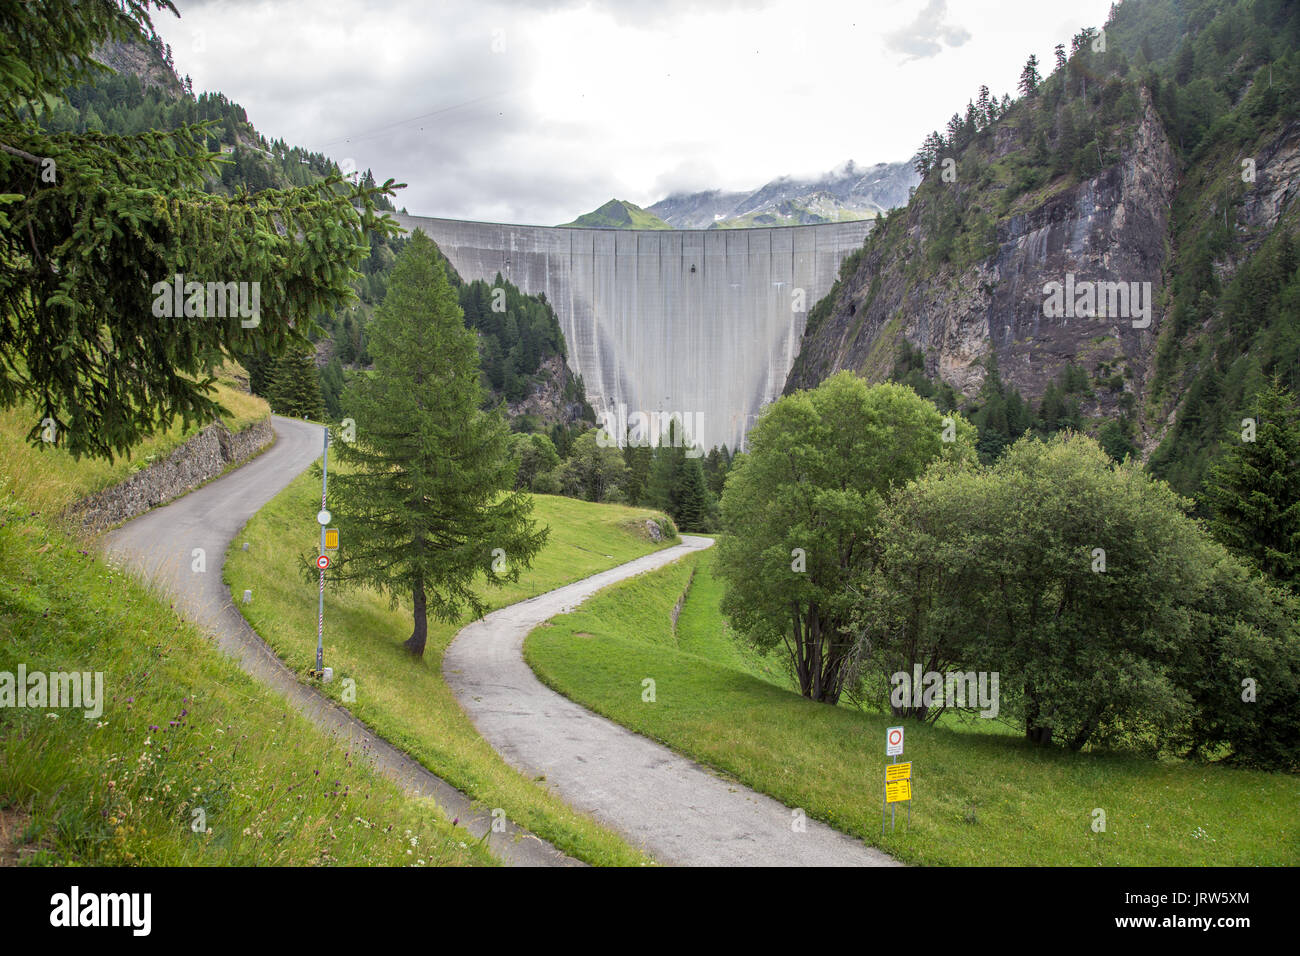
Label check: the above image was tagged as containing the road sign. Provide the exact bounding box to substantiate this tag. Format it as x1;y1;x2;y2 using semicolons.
886;725;904;756
885;762;912;783
316;554;330;570
886;779;912;803
316;509;331;526
324;528;339;550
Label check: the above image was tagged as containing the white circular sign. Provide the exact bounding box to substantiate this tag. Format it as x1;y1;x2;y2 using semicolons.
317;509;331;525
886;726;904;755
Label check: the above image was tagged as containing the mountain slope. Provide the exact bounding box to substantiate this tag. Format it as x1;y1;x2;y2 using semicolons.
649;160;918;228
558;198;672;230
787;0;1300;498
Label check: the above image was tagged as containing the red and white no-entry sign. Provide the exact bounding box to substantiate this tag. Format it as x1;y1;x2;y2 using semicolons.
886;726;904;756
316;554;330;570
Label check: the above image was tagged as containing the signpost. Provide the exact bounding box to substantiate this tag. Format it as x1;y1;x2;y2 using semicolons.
887;725;904;756
883;727;912;834
885;761;911;782
315;428;330;678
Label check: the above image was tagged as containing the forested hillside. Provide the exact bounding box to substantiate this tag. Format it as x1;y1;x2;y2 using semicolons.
48;31;591;435
788;0;1299;504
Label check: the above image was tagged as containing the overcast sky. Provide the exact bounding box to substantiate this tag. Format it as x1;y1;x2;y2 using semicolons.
155;0;1115;225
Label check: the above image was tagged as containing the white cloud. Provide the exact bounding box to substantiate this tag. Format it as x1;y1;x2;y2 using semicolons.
157;0;1115;224
885;0;971;61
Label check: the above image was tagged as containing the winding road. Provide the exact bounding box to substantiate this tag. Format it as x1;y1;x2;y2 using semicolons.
103;415;573;866
446;541;899;867
105;414;896;867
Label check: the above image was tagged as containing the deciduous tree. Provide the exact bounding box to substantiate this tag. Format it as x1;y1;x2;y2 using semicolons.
716;374;975;704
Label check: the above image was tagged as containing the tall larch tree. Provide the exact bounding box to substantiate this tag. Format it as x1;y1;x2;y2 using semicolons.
326;230;547;657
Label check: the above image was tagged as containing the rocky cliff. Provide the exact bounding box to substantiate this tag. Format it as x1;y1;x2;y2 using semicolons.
789;92;1177;424
787;0;1300;488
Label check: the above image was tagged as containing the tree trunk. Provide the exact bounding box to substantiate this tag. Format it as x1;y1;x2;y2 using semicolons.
1024;693;1052;745
404;576;428;657
792;605;812;697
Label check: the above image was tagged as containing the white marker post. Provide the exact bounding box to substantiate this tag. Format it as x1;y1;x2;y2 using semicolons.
315;426;330;676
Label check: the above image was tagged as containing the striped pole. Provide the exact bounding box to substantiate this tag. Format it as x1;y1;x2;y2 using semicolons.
316;426;329;673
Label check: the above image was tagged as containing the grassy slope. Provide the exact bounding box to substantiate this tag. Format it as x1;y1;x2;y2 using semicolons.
0;370;268;518
0;504;491;867
1;381;494;866
559;199;673;230
225;476;676;865
526;549;1300;866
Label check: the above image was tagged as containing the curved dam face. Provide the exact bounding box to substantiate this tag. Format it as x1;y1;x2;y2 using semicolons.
390;212;873;452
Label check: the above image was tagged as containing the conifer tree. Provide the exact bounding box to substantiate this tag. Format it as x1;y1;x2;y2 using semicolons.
1205;381;1300;590
976;85;992;126
266;346;324;420
0;0;397;459
327;231;547;657
1018;54;1041;97
672;456;715;532
623;442;653;505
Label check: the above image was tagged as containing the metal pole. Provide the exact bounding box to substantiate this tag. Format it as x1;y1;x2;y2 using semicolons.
316;426;329;673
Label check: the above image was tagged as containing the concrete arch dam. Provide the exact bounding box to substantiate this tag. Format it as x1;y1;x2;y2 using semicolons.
390;212;873;453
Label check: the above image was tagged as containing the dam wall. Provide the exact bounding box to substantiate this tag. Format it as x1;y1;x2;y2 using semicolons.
389;212;873;452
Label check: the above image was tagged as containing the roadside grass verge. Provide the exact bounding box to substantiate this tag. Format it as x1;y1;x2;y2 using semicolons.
525;549;1300;866
0;369;268;518
0;501;493;866
225;475;675;866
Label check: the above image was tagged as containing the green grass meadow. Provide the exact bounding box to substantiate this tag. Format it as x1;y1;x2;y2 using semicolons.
0;366;269;520
224;475;677;865
525;548;1300;866
0;501;493;866
1;387;498;867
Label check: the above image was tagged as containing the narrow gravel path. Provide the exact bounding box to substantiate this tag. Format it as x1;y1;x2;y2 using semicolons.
445;536;900;867
103;415;575;866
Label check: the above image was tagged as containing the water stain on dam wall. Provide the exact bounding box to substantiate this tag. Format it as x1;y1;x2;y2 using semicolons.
390;212;873;452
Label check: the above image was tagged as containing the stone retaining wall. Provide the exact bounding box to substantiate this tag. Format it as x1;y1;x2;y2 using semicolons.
670;564;698;634
65;417;275;533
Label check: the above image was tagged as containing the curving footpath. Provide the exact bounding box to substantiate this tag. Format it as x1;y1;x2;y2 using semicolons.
445;536;900;867
103;415;575;866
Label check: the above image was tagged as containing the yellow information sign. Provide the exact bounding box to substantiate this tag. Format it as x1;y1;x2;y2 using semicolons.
885;762;912;783
324;528;339;550
886;779;912;803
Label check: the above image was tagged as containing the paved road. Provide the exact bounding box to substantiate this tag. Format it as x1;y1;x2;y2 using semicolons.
103;415;574;866
445;536;900;867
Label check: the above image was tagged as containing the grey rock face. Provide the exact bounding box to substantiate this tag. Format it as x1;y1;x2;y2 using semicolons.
391;213;873;452
788;93;1180;415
